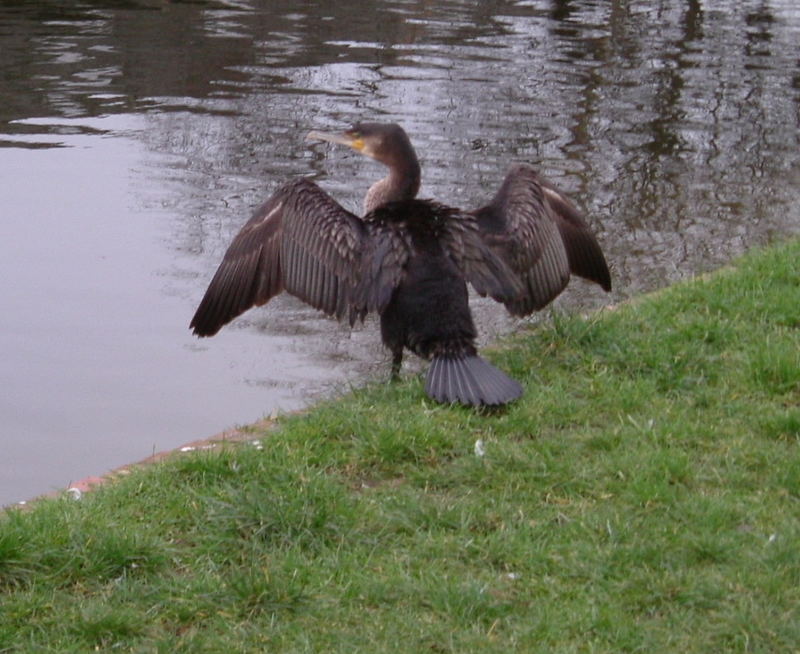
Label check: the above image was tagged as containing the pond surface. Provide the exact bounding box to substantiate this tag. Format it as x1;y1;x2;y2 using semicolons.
1;0;799;506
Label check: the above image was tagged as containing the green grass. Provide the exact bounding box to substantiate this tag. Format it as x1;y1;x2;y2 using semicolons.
2;239;799;653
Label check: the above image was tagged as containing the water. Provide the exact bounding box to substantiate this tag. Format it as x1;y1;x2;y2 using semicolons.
1;0;799;507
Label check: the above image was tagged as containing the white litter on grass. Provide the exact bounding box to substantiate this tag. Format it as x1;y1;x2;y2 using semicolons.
251;439;264;451
66;487;82;500
179;443;217;453
768;533;778;544
474;439;486;457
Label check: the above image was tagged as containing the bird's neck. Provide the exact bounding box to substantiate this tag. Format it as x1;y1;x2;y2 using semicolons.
364;158;421;214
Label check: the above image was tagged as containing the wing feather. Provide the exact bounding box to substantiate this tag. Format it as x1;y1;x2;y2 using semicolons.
541;182;612;291
279;180;365;322
473;163;610;316
190;178;366;336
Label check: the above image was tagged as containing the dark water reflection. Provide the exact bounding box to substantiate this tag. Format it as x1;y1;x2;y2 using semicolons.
1;0;799;506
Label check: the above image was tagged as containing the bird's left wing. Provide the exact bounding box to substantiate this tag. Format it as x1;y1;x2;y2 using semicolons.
279;179;367;324
190;178;366;336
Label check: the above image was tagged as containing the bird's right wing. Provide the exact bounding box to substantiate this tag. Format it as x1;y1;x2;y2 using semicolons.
538;177;612;292
190;178;367;336
473;163;610;316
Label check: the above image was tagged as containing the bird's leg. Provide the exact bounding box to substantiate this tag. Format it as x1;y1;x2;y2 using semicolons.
390;349;403;381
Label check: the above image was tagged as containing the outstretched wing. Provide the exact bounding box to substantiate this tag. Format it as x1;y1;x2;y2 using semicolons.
190;177;366;337
473;163;611;316
539;176;612;292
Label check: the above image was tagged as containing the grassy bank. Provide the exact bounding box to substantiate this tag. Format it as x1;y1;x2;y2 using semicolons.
2;240;799;653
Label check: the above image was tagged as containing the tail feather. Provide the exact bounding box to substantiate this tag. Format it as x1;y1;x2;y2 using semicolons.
425;355;523;407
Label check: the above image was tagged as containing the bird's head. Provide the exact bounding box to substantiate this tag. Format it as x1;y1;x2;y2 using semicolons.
307;122;417;170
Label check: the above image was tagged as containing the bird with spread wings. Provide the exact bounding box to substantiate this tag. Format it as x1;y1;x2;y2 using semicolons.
191;123;610;407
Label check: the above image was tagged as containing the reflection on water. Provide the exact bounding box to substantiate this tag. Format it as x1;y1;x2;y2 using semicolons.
1;0;799;506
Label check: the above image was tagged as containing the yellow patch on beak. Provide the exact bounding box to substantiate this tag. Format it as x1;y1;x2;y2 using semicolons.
306;129;373;158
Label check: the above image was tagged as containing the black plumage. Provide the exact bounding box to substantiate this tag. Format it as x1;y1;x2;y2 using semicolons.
190;123;611;407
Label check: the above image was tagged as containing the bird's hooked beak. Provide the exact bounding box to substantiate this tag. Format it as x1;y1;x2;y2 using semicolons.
306;129;369;156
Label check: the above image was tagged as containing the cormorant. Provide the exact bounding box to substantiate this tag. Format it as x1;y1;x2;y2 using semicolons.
190;123;611;407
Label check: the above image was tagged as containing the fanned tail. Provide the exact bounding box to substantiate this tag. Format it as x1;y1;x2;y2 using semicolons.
425;355;523;407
